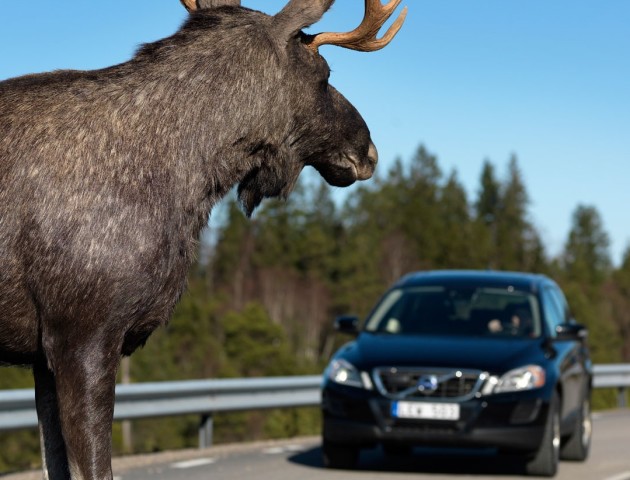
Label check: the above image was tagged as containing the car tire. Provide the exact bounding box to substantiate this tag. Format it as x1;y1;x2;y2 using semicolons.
525;393;560;477
322;439;359;469
560;393;592;461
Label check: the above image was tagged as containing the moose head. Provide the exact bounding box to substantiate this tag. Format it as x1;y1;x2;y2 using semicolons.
175;0;408;214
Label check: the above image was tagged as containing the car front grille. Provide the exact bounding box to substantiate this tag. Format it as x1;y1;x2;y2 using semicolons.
373;367;485;401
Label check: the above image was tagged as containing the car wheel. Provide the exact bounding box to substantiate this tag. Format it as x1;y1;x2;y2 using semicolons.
322;439;359;469
560;393;592;461
525;393;560;477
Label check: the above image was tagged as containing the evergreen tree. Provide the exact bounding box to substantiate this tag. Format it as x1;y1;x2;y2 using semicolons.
293;178;340;280
251;189;301;271
495;154;532;270
474;160;501;268
474;155;543;272
221;303;295;377
436;170;475;268
563;205;611;286
606;246;630;361
212;198;256;309
475;160;501;221
560;205;618;366
405;145;443;265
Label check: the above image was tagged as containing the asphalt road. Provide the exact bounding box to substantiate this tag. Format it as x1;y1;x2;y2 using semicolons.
6;410;630;480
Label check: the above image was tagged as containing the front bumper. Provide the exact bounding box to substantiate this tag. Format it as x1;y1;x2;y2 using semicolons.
322;384;550;453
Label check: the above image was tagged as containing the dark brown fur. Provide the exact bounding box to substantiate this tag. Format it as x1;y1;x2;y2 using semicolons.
0;2;378;479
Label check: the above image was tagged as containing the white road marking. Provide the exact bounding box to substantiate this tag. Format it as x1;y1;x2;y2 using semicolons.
262;447;286;455
171;458;216;469
284;444;306;452
263;444;306;454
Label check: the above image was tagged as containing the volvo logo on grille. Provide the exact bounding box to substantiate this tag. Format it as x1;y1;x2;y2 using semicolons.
417;375;439;393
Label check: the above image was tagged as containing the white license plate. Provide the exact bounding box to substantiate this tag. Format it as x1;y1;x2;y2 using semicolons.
391;401;460;421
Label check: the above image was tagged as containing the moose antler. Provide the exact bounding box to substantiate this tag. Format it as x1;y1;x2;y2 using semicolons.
306;0;407;53
179;0;197;11
179;0;240;12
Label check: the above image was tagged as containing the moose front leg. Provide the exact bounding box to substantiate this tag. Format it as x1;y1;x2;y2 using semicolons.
34;360;70;480
42;335;121;480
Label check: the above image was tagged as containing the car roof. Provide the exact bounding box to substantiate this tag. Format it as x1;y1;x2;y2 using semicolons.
394;270;554;294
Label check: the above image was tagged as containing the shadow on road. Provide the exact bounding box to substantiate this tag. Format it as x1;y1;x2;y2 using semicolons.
288;445;529;477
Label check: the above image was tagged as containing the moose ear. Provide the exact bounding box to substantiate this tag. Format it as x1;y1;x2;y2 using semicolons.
272;0;335;39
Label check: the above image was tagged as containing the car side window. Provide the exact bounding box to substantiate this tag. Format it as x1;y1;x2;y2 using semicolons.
541;288;564;337
550;286;571;322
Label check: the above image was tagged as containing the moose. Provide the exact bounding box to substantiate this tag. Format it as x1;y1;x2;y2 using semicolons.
0;0;407;478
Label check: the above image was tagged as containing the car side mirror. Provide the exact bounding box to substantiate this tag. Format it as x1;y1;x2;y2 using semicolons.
555;322;588;341
334;315;360;335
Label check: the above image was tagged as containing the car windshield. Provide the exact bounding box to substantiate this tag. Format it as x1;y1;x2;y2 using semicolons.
364;286;541;339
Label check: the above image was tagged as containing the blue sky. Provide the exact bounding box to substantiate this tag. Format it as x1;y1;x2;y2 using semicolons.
1;1;628;264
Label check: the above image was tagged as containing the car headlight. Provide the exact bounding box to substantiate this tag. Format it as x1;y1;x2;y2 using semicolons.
482;365;546;395
325;359;373;389
495;365;546;394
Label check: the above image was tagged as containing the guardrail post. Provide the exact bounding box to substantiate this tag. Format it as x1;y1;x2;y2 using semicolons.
619;387;628;409
199;414;213;449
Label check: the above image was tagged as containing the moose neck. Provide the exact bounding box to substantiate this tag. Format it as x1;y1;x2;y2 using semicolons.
108;12;295;237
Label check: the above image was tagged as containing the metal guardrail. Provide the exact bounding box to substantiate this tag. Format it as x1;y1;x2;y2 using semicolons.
0;375;321;447
592;364;630;407
1;365;628;447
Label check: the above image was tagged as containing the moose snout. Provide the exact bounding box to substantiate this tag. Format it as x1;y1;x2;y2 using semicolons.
357;140;378;180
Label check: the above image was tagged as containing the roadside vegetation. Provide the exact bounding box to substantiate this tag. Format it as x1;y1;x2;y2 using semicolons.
2;144;628;471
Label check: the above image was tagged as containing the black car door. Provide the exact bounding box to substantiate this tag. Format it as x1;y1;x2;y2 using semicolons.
541;286;586;425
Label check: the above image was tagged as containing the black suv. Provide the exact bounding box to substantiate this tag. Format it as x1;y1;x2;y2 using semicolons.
322;270;592;477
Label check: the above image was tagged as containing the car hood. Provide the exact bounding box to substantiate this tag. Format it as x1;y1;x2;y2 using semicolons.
337;333;548;373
